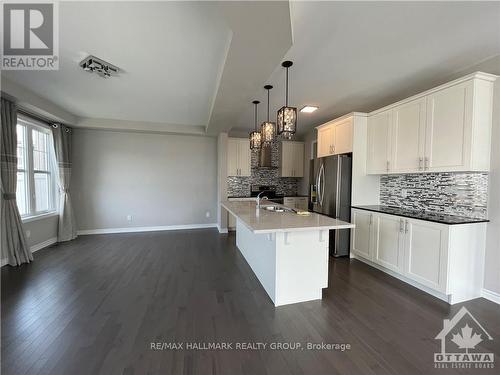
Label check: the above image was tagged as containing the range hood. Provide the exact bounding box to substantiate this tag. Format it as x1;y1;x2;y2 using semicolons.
258;144;276;168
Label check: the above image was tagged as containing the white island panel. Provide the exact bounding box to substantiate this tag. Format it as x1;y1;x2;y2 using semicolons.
236;219;329;306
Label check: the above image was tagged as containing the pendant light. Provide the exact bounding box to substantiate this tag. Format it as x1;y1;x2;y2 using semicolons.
249;100;262;150
260;85;276;144
277;61;297;139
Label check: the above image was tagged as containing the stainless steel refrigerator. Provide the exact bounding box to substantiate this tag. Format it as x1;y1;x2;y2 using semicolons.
310;154;352;257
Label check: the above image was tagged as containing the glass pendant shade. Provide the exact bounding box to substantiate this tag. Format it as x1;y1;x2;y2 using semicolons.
260;121;275;144
249;100;261;150
250;130;262;150
277;61;297;138
260;85;276;144
277;106;297;139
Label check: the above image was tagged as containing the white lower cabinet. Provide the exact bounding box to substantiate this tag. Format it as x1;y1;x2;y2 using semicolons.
374;215;405;273
404;219;448;293
350;208;486;304
351;209;374;260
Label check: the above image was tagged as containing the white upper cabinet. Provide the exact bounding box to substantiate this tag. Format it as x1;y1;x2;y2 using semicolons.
391;98;426;173
227;138;251;176
366;72;496;174
424;81;472;172
316;117;353;158
367;110;392;174
280;141;304;177
317;124;335;157
333;118;353;155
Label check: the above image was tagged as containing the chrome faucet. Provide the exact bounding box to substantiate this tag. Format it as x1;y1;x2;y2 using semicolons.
256;191;269;209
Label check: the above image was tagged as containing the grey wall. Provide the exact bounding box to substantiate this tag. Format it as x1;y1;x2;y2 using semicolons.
484;78;500;295
23;215;58;247
217;133;228;230
72;129;217;231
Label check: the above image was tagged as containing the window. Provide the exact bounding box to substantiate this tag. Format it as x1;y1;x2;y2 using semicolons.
16;116;58;218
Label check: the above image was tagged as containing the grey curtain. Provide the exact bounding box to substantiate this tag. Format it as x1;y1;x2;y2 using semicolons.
1;98;32;266
52;124;77;242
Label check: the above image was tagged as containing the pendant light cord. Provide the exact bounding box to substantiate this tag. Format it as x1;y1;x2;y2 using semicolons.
254;102;258;131
285;67;289;107
267;89;270;121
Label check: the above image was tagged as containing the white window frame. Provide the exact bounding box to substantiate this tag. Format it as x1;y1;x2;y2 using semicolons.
17;115;58;220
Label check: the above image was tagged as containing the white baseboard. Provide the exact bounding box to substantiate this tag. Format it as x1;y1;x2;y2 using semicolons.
77;223;218;235
1;236;57;267
31;237;58;253
217;224;228;234
481;288;500;305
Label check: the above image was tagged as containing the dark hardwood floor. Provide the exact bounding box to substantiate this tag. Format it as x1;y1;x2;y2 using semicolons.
2;229;499;375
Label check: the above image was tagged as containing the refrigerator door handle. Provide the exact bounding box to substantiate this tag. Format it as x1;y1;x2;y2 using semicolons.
315;163;322;206
335;157;341;217
319;163;325;206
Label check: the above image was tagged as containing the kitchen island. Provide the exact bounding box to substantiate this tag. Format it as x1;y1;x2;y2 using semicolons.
221;200;354;306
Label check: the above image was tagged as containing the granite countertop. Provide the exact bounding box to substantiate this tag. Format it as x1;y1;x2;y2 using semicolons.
351;205;489;225
222;201;354;234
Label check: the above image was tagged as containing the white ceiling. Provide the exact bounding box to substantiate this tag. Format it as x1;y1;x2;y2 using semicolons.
3;2;231;126
2;1;293;134
2;1;499;136
233;1;500;136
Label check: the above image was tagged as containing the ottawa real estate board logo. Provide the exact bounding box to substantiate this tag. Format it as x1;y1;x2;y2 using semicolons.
1;1;58;70
434;306;494;370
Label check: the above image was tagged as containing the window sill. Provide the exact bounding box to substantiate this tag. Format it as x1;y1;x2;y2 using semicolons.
22;211;59;223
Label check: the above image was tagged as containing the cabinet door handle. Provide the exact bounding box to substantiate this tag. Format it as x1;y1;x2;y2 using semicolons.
369;214;373;225
405;220;409;233
386;160;390;173
424;157;429;170
418;157;423;171
399;219;404;233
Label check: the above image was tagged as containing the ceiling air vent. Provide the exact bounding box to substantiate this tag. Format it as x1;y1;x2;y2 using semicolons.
80;55;119;78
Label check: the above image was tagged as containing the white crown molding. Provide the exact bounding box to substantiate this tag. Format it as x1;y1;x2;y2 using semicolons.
77;223;217;235
0;77;77;124
315;112;368;130
369;71;498;116
75;118;209;136
481;288;500;305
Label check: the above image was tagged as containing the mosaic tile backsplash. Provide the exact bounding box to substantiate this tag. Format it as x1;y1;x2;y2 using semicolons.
380;173;489;219
227;141;300;197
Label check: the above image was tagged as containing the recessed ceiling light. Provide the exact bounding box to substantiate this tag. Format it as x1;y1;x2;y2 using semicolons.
300;105;319;113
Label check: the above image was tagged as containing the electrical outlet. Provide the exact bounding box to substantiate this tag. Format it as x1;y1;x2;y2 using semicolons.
26;230;31;238
205;211;210;218
401;189;408;199
127;214;132;222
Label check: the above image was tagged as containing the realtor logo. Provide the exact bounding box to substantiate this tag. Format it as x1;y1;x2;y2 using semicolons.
1;1;58;69
434;306;494;369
